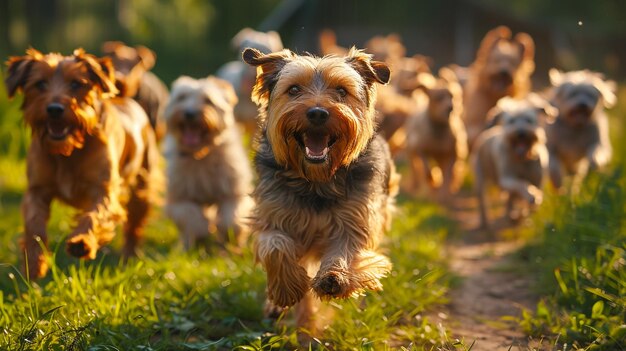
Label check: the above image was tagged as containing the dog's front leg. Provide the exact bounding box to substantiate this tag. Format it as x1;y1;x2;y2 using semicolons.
499;176;543;206
587;142;610;171
257;231;309;308
548;149;563;191
166;201;210;251
67;189;125;259
312;231;392;300
22;188;53;279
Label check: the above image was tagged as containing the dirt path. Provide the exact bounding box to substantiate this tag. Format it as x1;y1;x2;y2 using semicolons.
434;193;544;350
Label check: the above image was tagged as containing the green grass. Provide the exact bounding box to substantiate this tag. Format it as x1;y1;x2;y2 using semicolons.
515;88;626;351
0;72;467;350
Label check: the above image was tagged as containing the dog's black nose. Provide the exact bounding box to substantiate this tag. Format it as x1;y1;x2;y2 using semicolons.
516;130;528;139
306;107;329;125
184;109;199;120
46;103;65;118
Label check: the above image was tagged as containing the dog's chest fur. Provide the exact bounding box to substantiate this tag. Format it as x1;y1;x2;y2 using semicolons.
546;117;601;167
253;134;392;247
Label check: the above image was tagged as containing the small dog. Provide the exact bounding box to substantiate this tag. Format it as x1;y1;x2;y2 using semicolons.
216;28;284;137
101;41;170;141
5;48;159;279
163;75;253;250
546;69;616;192
463;26;535;147
242;47;398;337
405;67;467;198
472;95;556;229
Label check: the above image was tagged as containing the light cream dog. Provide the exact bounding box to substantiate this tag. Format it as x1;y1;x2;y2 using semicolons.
164;75;253;250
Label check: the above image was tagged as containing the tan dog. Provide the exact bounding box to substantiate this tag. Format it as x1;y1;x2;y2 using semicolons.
243;47;398;339
101;41;169;141
546;69;616;192
463;26;535;147
405;67;467;198
216;28;284;137
5;48;159;279
473;95;556;229
164;75;253;251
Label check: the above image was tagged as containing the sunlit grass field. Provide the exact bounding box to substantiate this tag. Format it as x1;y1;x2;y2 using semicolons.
0;71;624;350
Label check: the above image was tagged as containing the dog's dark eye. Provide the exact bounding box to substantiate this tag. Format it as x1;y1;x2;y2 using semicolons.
35;80;48;91
288;85;301;96
176;93;188;102
337;87;347;98
70;80;84;91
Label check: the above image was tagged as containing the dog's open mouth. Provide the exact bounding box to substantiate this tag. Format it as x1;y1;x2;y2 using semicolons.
180;123;206;148
297;130;336;163
47;120;71;140
568;106;592;125
510;132;537;158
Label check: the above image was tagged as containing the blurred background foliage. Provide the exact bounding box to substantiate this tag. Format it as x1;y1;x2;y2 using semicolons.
2;0;626;87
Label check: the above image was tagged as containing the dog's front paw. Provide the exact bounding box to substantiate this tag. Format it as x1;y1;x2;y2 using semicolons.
267;265;310;308
66;234;99;259
312;271;351;299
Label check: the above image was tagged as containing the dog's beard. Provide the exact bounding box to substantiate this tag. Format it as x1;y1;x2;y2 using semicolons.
172;114;225;157
269;107;373;182
27;105;99;156
564;103;594;128
507;130;538;159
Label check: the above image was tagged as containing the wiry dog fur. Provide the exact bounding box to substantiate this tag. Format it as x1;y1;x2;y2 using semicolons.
242;47;398;338
472;95;556;229
164;75;253;250
5;48;159;279
102;41;169;141
546;69;616;192
405;67;467;198
463;26;535;147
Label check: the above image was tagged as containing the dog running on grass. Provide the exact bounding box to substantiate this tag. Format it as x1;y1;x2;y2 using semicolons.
472;94;556;229
546;69;616;193
163;75;253;251
405;67;467;199
463;26;535;148
5;48;159;279
102;41;170;142
242;47;399;338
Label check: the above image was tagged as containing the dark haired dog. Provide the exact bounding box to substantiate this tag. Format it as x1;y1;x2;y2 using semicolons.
242;47;398;338
102;41;169;141
546;69;616;192
5;48;159;279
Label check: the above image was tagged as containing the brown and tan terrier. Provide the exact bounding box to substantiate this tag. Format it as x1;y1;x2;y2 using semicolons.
405;67;467;199
216;28;284;137
242;47;399;339
463;26;535;147
546;69;616;193
101;41;169;141
5;48;159;279
163;75;253;251
472;95;556;229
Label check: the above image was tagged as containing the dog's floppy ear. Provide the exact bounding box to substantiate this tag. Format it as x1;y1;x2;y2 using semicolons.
136;45;156;71
594;76;617;109
484;105;507;129
528;93;558;124
242;47;294;105
514;32;535;73
210;76;239;107
549;68;564;86
476;26;512;62
74;48;118;97
346;47;390;85
5;48;44;98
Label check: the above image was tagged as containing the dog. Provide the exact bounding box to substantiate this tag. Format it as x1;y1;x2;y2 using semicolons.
5;48;159;279
242;47;399;339
405;67;467;199
163;75;253;250
472;94;556;229
463;26;535;147
546;69;616;192
101;41;169;141
216;28;284;137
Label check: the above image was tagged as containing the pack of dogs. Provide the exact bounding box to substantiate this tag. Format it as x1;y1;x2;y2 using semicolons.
3;25;617;341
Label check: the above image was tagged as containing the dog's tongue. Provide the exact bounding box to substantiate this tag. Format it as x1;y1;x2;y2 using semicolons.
48;120;69;138
303;132;330;159
182;125;202;147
